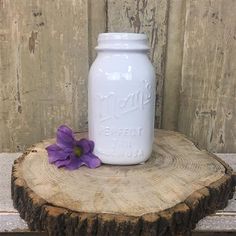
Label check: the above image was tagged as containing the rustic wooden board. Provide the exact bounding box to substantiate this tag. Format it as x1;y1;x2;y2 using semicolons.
178;0;236;152
194;215;236;234
88;0;106;65
0;0;89;152
162;0;186;131
11;130;234;235
107;0;169;127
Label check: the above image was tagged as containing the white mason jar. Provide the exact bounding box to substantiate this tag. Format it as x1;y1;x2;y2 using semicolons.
88;33;156;165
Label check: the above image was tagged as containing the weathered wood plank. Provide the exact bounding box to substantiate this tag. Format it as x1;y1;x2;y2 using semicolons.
162;0;186;131
107;0;169;127
217;154;236;172
178;0;236;152
195;215;236;232
88;0;106;65
0;0;89;152
0;153;21;212
0;214;28;232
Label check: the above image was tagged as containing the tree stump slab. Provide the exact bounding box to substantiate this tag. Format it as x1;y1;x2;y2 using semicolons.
11;129;234;235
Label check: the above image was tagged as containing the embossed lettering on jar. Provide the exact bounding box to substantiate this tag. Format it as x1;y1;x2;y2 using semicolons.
88;33;156;165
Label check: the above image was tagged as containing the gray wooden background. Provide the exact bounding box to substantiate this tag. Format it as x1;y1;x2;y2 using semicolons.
0;0;236;153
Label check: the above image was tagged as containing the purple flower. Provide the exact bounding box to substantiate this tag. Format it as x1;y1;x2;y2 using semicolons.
46;125;101;170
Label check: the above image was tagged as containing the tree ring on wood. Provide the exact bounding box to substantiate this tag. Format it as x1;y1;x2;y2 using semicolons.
11;129;234;235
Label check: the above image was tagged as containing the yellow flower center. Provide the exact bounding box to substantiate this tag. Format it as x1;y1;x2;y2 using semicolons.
74;146;82;157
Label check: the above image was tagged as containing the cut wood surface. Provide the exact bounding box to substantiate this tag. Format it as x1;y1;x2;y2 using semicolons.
11;130;234;235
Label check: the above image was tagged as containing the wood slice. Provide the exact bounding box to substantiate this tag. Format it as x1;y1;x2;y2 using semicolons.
11;129;234;235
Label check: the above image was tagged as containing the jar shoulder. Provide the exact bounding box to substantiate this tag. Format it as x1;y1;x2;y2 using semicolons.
89;53;155;79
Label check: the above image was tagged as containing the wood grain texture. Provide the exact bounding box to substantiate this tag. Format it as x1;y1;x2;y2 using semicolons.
11;130;234;235
107;0;169;127
0;0;89;152
217;154;236;185
0;152;234;233
178;0;236;152
88;0;106;65
162;0;186;131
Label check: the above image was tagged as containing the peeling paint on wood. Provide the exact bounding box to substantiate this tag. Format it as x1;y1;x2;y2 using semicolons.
107;0;169;127
0;0;89;151
28;31;37;54
3;0;235;153
179;0;236;152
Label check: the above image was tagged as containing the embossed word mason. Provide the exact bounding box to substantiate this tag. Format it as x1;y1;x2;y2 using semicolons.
97;80;153;122
88;33;156;165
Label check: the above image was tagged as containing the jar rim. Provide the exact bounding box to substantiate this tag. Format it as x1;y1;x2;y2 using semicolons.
98;33;148;41
96;33;149;51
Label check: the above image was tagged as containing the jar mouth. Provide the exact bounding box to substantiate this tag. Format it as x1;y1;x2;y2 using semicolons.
96;32;150;51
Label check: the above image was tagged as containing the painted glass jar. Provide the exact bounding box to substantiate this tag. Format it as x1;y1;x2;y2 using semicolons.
88;33;156;165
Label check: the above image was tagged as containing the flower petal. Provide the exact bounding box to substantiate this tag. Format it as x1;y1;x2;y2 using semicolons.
80;153;101;168
64;154;84;170
54;158;71;168
46;144;69;163
56;125;75;149
76;139;94;154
